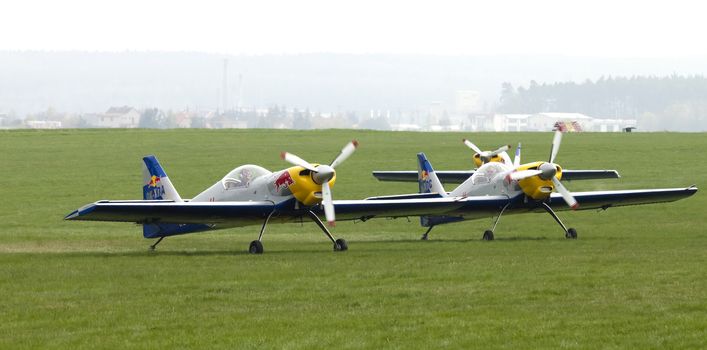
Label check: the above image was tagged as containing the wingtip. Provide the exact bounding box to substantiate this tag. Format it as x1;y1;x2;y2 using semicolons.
327;221;336;227
351;140;359;148
280;151;286;160
571;203;580;210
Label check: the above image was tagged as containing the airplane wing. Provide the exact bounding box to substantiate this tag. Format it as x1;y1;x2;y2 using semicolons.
330;196;508;221
329;187;697;221
372;171;473;183
372;169;620;183
561;170;620;180
66;187;696;227
546;186;697;211
65;200;277;224
64;197;478;224
66;196;504;225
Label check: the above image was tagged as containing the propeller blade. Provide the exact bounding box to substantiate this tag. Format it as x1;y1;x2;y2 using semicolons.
549;130;562;163
513;143;521;168
463;139;483;154
552;177;579;210
330;140;359;169
489;144;510;157
508;169;542;181
281;152;317;172
500;151;513;166
321;181;335;226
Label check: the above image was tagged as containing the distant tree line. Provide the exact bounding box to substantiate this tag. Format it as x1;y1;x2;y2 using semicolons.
498;75;707;131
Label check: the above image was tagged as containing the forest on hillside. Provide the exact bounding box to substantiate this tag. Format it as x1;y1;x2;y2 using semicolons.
497;75;707;131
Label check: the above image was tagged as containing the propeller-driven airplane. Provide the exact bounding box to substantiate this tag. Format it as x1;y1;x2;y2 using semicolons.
463;140;511;168
65;140;489;254
365;131;696;241
66;136;697;252
373;136;620;183
66;141;362;254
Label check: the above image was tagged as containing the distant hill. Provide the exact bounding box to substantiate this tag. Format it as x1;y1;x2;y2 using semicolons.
2;51;707;116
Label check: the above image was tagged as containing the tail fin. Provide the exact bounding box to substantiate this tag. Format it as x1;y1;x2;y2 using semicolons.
418;153;458;228
417;153;446;196
142;155;183;202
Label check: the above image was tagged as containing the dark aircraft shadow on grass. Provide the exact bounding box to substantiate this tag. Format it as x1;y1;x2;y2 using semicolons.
354;236;550;244
43;235;577;259
51;247;365;258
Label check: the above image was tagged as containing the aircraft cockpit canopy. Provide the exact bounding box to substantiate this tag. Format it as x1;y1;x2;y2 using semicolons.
221;165;271;189
471;162;506;185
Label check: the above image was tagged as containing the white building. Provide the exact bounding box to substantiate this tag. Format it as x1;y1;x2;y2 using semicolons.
87;106;140;128
26;120;62;129
468;112;636;132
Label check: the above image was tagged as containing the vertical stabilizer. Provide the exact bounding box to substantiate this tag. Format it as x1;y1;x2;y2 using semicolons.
418;153;459;229
142;155;183;202
417;153;447;196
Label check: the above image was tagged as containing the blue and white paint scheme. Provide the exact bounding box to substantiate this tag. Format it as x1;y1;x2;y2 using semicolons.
66;134;697;252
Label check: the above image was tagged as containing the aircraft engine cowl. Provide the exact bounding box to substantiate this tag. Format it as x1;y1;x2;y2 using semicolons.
287;166;337;206
516;162;563;200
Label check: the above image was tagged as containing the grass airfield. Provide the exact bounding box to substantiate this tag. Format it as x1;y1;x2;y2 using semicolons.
1;129;705;349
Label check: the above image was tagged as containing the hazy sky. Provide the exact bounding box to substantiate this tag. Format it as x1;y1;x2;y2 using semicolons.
2;0;706;57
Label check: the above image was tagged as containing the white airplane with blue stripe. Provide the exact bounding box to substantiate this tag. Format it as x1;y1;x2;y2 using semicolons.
66;136;696;253
369;131;696;241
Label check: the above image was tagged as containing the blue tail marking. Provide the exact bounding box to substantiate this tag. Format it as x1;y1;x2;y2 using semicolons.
417;152;435;194
142;155;168;200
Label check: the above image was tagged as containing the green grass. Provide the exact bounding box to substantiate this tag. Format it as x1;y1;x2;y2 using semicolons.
1;129;705;349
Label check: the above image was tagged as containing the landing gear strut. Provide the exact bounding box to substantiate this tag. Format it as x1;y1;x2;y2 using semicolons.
421;226;434;240
307;211;348;251
149;236;165;251
248;210;348;254
541;202;577;239
482;202;511;241
249;210;276;254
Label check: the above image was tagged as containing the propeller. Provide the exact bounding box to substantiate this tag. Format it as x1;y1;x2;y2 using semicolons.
508;169;542;181
281;140;359;226
508;131;579;210
549;130;562;163
544;131;578;209
463;139;510;163
552;177;578;209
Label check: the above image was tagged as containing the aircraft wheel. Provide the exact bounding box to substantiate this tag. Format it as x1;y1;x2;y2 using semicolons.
334;238;348;251
249;240;264;254
566;228;578;239
482;230;494;241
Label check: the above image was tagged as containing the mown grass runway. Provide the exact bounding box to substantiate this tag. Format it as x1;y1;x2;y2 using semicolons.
1;129;705;349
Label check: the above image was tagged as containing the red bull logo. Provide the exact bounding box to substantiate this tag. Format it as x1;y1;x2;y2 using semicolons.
419;170;433;193
143;175;165;200
274;171;295;191
149;175;161;187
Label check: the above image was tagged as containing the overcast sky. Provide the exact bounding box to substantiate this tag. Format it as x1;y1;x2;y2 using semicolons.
2;0;706;57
